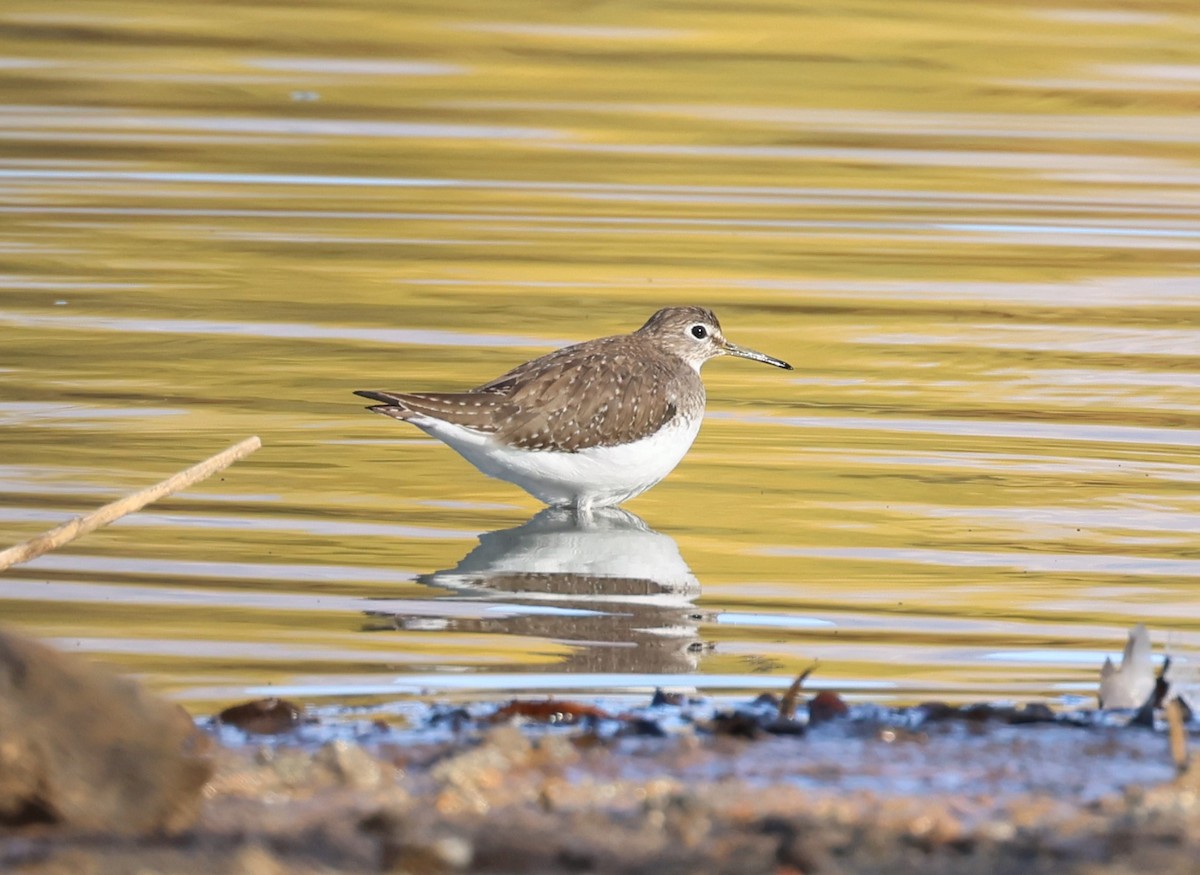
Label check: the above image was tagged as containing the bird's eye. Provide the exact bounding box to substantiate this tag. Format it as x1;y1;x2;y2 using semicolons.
690;324;708;340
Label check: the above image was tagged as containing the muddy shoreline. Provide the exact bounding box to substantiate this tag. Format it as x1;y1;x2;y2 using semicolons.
7;692;1200;874
5;627;1198;874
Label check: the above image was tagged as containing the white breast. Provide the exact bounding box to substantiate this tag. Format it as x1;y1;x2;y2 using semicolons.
409;413;703;509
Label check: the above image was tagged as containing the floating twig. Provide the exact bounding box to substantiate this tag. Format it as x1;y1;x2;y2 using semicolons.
0;436;262;572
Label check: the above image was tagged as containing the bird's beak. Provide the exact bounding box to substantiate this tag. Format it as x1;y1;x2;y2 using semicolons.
721;339;793;370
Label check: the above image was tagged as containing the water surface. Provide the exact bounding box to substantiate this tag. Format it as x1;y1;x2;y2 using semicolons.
2;0;1199;710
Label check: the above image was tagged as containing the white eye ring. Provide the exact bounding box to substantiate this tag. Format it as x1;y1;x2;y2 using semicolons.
689;324;708;340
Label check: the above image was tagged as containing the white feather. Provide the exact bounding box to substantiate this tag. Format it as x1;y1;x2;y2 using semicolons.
407;413;703;509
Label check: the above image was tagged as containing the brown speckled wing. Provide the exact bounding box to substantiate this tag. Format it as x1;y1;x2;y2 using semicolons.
355;389;514;432
359;335;704;453
480;340;699;452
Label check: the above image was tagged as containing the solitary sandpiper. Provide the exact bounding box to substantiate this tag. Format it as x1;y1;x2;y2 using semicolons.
355;306;791;509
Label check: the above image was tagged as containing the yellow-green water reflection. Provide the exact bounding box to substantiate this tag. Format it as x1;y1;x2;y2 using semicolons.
1;0;1199;710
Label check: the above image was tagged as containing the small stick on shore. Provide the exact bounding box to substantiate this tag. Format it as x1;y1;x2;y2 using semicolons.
0;436;262;573
1167;698;1190;773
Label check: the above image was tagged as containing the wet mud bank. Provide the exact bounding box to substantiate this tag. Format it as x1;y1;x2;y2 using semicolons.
4;626;1200;875
16;734;1200;874
7;712;1200;875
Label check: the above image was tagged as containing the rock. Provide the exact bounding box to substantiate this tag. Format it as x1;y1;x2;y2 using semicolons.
216;697;302;735
313;740;385;790
0;626;212;833
808;691;849;725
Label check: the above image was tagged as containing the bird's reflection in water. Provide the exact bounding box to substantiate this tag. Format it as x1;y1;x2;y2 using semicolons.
372;507;706;675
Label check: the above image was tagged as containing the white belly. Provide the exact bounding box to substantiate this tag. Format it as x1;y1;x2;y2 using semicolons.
408;414;703;509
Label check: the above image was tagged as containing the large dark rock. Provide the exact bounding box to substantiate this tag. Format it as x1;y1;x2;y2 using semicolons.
0;626;212;834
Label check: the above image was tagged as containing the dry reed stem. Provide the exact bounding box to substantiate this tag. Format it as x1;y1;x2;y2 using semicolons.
0;436;262;572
